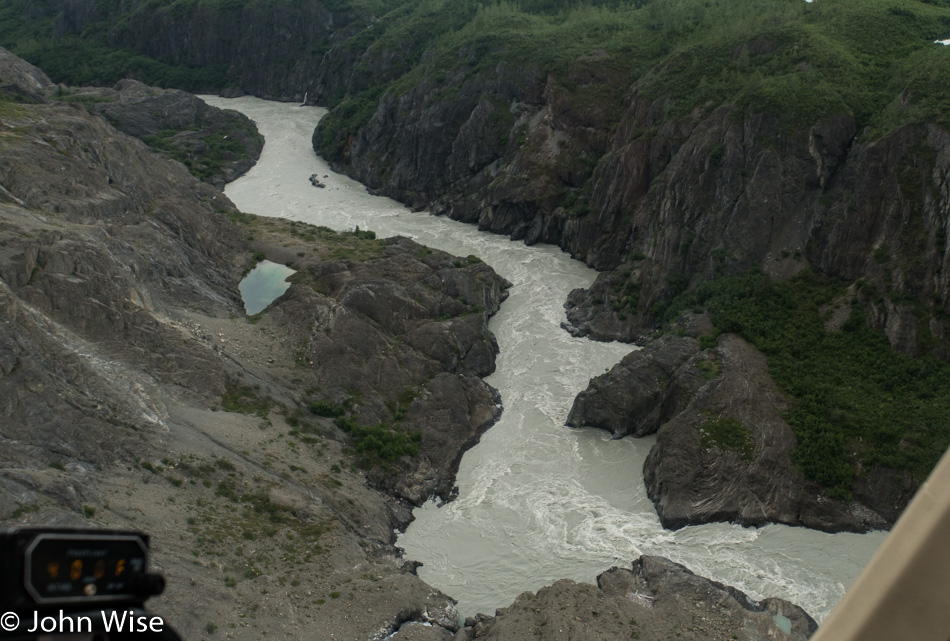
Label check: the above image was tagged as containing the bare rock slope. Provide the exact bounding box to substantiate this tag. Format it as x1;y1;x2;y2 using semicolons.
456;556;815;641
0;48;502;640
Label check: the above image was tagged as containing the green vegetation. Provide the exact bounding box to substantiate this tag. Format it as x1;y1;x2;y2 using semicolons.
10;37;228;91
176;452;337;581
5;0;949;159
317;0;950;155
141;112;259;181
700;415;753;461
695;356;721;380
662;268;950;499
220;381;273;418
309;401;346;418
50;87;116;104
225;214;385;262
608;273;641;320
333;416;421;463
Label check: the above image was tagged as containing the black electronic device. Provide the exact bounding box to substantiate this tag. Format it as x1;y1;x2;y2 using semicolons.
0;529;181;641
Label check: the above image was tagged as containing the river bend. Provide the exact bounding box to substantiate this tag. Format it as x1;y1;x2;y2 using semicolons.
201;96;885;622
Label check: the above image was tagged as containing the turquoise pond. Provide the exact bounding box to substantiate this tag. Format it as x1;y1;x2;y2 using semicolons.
239;260;295;315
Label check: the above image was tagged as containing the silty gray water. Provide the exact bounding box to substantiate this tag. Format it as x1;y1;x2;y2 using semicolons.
202;95;886;622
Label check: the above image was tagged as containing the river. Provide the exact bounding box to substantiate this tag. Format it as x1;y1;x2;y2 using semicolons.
201;95;886;622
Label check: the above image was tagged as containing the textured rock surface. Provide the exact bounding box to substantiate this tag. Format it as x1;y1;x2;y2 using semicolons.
455;556;816;641
87;79;264;188
568;333;890;532
567;336;703;438
0;51;500;641
51;0;352;101
260;233;509;507
321;68;950;357
0;49;823;641
0;45;55;100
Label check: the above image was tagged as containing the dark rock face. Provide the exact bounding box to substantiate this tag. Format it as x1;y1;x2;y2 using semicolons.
566;336;703;438
87;79;265;188
562;262;652;343
321;64;950;356
568;333;889;533
456;555;816;641
337;64;543;210
809;124;950;355
52;0;351;101
268;237;510;505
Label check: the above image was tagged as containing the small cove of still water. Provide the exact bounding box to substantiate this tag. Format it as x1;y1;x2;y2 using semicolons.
202;95;886;622
239;260;295;315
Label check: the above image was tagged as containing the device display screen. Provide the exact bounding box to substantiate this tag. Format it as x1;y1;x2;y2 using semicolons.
24;533;148;605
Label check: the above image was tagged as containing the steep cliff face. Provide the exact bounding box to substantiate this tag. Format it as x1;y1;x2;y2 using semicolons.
568;334;896;532
338;63;545;208
47;0;357;100
811;124;950;355
327;73;950;355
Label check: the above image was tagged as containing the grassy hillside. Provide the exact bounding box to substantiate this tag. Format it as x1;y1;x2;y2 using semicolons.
660;269;950;499
3;0;949;133
316;0;950;156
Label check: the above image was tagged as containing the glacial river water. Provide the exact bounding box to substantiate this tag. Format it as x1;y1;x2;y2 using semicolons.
202;96;886;622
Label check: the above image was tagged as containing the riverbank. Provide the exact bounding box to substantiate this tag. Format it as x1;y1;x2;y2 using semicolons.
0;49;870;640
206;95;885;624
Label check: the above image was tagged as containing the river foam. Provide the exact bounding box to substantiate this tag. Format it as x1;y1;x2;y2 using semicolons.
201;95;886;622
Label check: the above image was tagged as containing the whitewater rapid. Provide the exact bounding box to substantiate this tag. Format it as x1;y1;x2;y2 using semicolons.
201;95;886;622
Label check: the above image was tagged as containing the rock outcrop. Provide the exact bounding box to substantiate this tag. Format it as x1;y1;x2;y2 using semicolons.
568;333;892;532
454;556;816;641
567;336;704;439
253;228;510;507
0;45;55;100
86;79;264;188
